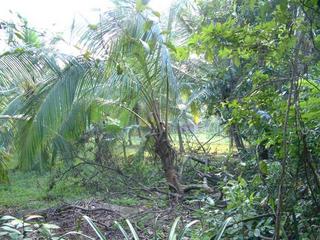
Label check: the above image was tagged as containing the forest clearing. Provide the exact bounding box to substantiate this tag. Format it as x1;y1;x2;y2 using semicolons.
0;0;319;239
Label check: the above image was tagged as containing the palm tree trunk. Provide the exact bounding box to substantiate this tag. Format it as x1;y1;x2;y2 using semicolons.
154;130;184;194
177;121;184;153
133;104;142;139
122;139;127;161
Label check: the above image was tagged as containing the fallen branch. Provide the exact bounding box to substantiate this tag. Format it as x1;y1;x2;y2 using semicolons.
188;155;208;165
182;183;214;194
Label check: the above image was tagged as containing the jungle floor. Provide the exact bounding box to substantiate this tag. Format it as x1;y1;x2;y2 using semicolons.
0;137;232;239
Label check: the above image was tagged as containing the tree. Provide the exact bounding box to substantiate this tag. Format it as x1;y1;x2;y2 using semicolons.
175;0;320;238
0;0;200;194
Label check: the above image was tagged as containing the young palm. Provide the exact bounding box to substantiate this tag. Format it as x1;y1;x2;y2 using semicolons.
81;0;184;192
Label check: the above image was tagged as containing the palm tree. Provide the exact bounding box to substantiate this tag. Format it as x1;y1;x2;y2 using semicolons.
80;0;184;192
0;0;183;191
1;0;212;194
0;19;90;172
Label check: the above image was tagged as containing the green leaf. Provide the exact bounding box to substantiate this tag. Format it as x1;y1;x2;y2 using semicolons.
14;47;25;54
88;24;98;30
218;47;232;58
249;0;256;10
104;124;122;134
83;215;106;240
177;220;199;239
164;41;177;53
315;35;320;49
25;215;43;221
139;39;150;53
136;0;147;12
254;228;261;237
190;102;201;124
14;32;24;40
143;20;153;32
215;217;232;240
233;55;240;67
168;217;180;240
259;161;268;175
83;51;91;60
238;176;247;187
0;226;21;235
181;88;191;102
115;221;130;240
175;47;189;60
252;175;262;186
0;216;16;221
42;223;60;229
152;10;161;18
117;64;124;75
126;220;139;240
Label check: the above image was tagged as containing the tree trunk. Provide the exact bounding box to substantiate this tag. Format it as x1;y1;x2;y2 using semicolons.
154;131;184;194
128;130;133;146
133;104;142;139
228;127;234;154
230;124;246;153
122;139;127;161
177;121;184;153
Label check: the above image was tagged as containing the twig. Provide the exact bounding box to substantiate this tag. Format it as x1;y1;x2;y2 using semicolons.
187;125;206;153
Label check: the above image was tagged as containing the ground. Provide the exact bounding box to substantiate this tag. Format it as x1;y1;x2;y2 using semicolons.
0;133;230;238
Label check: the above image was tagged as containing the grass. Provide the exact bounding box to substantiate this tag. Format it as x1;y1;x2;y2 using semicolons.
0;131;230;213
0;170;89;211
171;131;231;154
110;197;140;206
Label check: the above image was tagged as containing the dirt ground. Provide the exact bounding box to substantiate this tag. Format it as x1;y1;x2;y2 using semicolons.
1;198;194;239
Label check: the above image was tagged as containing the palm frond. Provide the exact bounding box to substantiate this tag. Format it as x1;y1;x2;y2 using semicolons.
15;59;91;169
0;148;9;183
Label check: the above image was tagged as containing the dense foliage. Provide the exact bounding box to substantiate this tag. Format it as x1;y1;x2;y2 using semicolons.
0;0;319;239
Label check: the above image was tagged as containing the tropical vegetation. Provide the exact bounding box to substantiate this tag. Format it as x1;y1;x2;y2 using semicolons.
0;0;319;239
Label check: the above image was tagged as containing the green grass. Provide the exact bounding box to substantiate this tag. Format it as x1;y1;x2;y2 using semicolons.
110;197;140;206
171;131;230;154
0;131;230;213
0;171;89;211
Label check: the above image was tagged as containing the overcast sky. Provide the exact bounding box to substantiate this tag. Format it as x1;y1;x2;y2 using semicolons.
0;0;174;53
0;0;174;32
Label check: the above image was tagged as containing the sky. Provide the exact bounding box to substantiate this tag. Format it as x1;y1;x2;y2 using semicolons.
0;0;174;33
0;0;175;54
